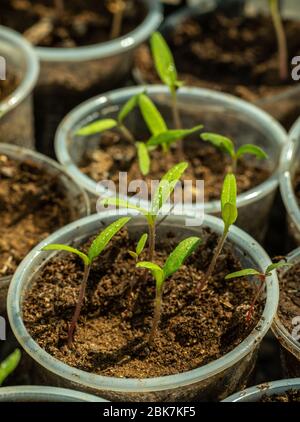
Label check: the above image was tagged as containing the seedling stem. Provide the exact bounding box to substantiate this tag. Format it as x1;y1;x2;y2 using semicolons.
269;0;288;81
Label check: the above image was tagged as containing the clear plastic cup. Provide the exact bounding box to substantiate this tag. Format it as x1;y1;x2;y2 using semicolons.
55;85;287;241
0;143;91;315
0;386;107;402
280;116;300;245
272;247;300;378
223;378;300;402
0;25;39;149
8;211;279;402
33;0;162;156
133;1;300;130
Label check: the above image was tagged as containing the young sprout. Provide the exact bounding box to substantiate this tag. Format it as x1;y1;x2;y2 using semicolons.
150;32;183;131
197;173;238;293
102;162;188;261
128;233;148;260
42;217;131;347
107;0;126;40
137;236;201;345
269;0;288;81
225;260;291;322
0;349;21;386
201;133;268;173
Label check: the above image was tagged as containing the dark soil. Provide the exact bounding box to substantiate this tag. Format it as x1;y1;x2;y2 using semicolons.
79;131;270;202
0;154;73;277
278;262;300;335
135;12;300;101
0;0;146;47
294;170;300;207
0;72;19;102
260;389;300;402
23;227;263;379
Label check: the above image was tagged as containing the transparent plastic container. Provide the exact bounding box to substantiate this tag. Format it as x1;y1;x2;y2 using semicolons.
0;386;107;402
272;247;300;378
33;0;162;156
55;85;287;241
223;378;300;402
133;0;300;130
8;211;279;402
0;143;90;315
0;25;39;149
280;116;300;246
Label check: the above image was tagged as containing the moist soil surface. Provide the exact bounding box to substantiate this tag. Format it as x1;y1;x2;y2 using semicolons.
80;131;270;202
260;389;300;402
135;12;300;101
278;262;300;336
0;72;19;102
0;0;146;47
0;154;73;277
23;227;263;378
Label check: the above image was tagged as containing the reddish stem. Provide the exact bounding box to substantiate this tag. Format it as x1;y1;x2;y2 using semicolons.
246;274;266;322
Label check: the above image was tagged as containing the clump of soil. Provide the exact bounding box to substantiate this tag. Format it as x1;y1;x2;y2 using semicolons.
23;227;263;378
260;389;300;402
0;72;19;102
135;12;300;101
0;0;146;47
79;131;270;202
0;154;73;277
278;262;300;335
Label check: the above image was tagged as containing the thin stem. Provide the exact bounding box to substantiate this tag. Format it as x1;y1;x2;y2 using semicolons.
269;0;288;81
110;1;125;39
246;275;266;322
68;264;91;347
148;222;156;262
119;124;135;143
171;91;184;156
197;230;227;293
148;286;163;346
231;156;237;174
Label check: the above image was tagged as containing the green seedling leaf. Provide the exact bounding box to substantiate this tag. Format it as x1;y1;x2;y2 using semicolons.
136;142;150;176
76;118;117;136
136;261;164;288
136;233;148;256
147;125;203;148
201;133;235;158
118;93;141;124
138;94;167;136
129;251;138;259
101;197;149;218
265;261;292;275
0;349;21;386
150;32;181;93
221;173;238;231
163;237;201;279
151;162;188;216
236;144;268;160
88;217;131;262
225;268;262;280
42;244;90;266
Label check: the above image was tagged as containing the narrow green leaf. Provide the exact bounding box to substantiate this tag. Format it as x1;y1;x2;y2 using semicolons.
265;261;292;275
138;94;167;136
88;217;131;262
118;94;141;124
0;349;21;386
101;197;149;218
42;244;90;266
150;32;180;91
163;237;201;279
76;119;118;136
136;142;150;176
136;261;164;288
225;268;262;280
136;233;148;256
221;173;238;231
129;251;138;259
147;125;203;148
201;133;235;158
236;144;268;160
151;162;188;217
